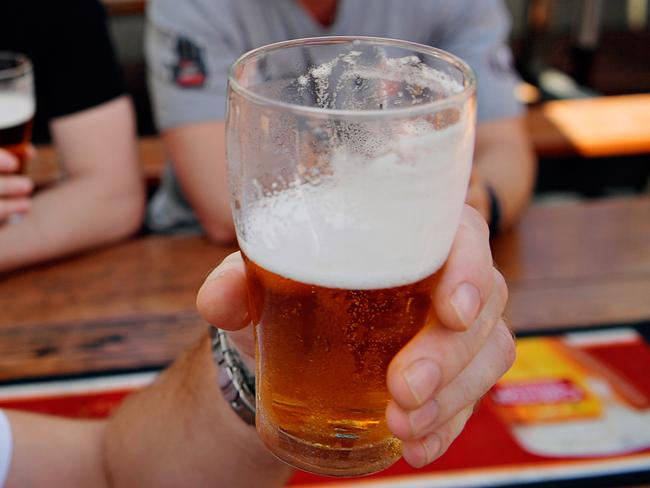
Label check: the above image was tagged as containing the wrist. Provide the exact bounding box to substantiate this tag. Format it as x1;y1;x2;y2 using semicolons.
212;336;294;483
104;337;292;486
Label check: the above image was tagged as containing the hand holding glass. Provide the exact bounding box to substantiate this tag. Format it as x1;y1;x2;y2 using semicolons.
226;37;476;476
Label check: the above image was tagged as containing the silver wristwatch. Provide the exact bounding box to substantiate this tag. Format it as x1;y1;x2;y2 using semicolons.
210;327;256;426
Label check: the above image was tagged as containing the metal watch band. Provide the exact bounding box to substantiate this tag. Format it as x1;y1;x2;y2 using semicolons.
210;327;256;426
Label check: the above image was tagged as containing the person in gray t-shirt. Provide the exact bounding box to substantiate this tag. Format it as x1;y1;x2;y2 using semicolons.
145;0;536;239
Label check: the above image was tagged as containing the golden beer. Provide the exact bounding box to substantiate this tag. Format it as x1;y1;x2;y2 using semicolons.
244;253;440;475
0;115;33;174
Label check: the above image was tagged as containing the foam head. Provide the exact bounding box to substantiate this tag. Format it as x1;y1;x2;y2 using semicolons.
0;93;35;130
230;43;476;290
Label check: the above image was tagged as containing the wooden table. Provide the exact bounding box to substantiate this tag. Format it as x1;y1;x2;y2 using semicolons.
1;196;649;381
527;94;650;158
494;196;650;330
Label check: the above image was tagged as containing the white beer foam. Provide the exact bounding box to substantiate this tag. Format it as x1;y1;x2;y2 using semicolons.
0;93;35;129
238;119;474;290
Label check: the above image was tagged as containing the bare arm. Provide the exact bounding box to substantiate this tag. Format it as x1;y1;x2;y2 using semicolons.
5;413;107;488
466;116;537;231
5;337;292;488
103;337;292;487
161;121;235;243
0;96;145;273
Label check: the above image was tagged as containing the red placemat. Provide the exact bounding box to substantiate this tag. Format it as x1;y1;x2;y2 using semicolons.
2;328;649;487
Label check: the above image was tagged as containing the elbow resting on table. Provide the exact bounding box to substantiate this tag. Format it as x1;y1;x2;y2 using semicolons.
115;191;146;239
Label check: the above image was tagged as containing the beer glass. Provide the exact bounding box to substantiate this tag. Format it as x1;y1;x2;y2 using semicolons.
226;37;476;476
0;52;35;174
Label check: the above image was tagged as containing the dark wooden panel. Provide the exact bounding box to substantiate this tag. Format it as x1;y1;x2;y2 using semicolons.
0;311;204;381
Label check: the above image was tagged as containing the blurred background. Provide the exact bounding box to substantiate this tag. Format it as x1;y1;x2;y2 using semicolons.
103;0;649;200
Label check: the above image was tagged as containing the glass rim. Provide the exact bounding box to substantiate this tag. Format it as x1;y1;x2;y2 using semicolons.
0;52;33;81
228;36;477;120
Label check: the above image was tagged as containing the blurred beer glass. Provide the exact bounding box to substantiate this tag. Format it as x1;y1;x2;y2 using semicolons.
0;52;34;174
226;37;476;476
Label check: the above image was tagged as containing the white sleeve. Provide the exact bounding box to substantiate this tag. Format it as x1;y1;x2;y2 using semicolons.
0;410;12;488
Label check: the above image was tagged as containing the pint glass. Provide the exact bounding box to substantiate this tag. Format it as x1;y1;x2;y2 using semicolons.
226;37;476;476
0;52;35;174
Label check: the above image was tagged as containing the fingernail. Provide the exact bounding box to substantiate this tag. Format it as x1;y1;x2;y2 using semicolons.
421;433;442;465
451;283;480;328
16;179;33;192
408;399;439;435
206;261;236;281
403;359;440;406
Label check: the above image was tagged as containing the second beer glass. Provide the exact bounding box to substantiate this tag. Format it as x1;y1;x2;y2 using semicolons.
0;52;34;174
226;37;476;476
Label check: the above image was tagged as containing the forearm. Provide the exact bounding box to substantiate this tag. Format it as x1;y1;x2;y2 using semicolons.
0;174;143;273
4;411;108;488
162;122;236;243
475;116;537;230
104;336;293;487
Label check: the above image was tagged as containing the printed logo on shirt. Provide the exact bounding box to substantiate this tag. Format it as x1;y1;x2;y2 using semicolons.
488;44;516;79
171;36;207;88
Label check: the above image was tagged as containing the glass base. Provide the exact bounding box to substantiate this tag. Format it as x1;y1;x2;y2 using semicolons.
258;415;402;477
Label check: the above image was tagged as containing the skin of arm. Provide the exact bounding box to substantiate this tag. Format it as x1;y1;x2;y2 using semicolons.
0;96;145;273
466;116;537;231
5;337;293;488
103;337;293;487
161;121;235;244
4;412;107;488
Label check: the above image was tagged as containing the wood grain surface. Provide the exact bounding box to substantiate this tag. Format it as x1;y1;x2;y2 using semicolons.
494;196;650;330
1;197;648;381
526;94;650;158
0;237;236;380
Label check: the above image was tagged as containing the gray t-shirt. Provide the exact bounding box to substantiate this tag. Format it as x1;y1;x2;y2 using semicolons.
145;0;522;234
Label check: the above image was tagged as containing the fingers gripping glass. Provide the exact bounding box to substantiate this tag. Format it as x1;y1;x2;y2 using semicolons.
226;37;476;477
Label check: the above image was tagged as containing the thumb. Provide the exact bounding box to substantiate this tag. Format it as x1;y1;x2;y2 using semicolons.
196;251;249;331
